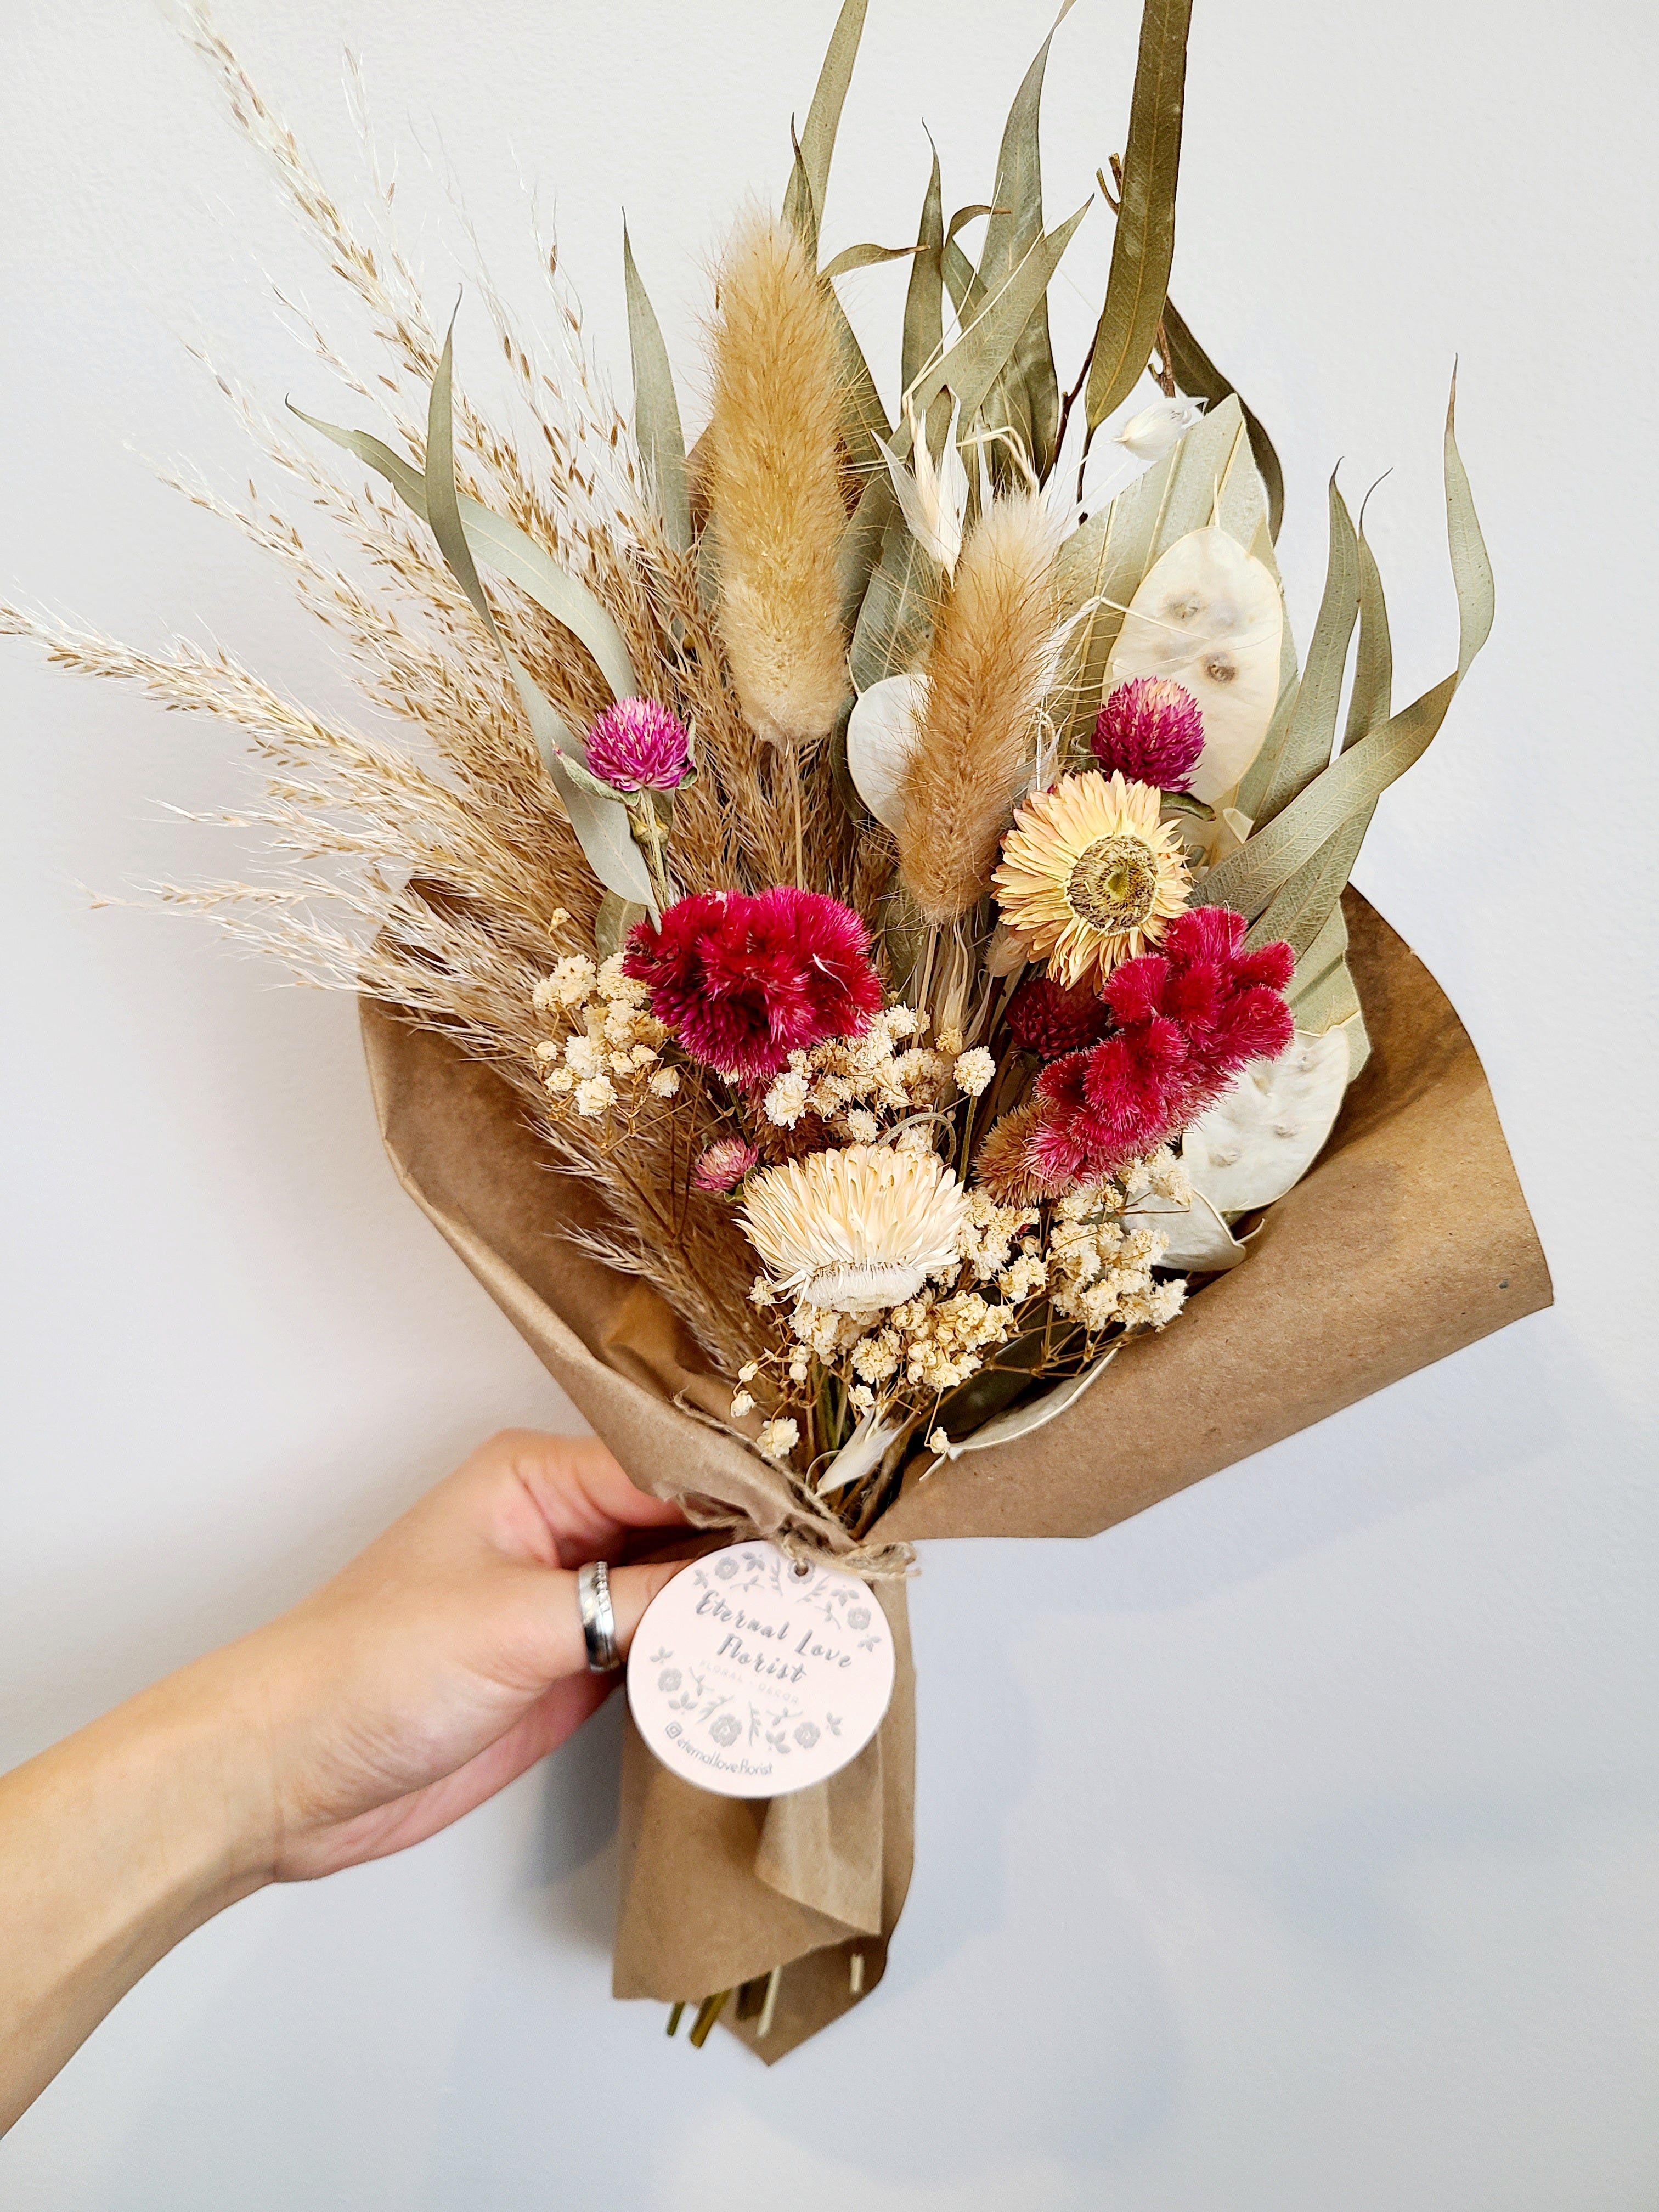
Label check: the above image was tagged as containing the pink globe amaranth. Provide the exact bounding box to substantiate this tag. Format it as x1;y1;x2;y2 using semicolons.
584;697;691;792
1091;678;1205;794
623;886;884;1083
692;1138;760;1194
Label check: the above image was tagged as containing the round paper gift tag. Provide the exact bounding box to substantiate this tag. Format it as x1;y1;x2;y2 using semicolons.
627;1540;895;1799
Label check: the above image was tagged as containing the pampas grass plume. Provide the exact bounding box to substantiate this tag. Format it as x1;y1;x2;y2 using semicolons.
899;491;1057;924
706;210;848;749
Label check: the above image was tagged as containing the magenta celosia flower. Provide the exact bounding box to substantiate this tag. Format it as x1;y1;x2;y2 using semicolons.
624;887;884;1082
692;1138;760;1194
1026;906;1295;1188
1091;677;1205;793
1004;974;1114;1060
585;697;691;792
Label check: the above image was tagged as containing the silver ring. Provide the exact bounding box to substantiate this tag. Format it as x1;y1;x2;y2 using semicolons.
577;1558;621;1673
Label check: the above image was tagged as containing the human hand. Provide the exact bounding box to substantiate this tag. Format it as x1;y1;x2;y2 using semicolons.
225;1429;689;1881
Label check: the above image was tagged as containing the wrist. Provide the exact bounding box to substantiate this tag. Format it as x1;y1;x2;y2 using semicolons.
41;1652;279;1930
139;1638;286;1900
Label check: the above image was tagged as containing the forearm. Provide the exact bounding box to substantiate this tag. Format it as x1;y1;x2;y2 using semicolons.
0;1431;681;2133
0;1655;272;2133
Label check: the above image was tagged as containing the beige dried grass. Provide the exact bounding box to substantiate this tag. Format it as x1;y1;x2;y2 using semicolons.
898;492;1059;925
704;210;849;752
2;20;855;1375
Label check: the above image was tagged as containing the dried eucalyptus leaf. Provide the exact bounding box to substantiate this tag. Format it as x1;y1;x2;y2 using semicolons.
821;240;917;280
1248;474;1359;829
785;0;867;245
849;507;938;694
780;0;891;476
904;199;1090;447
595;891;649;964
1182;1027;1351;1215
622;223;691;552
1084;0;1194;433
1285;906;1370;1080
1342;527;1393;751
1159;297;1285;541
837;470;897;637
290;404;639;702
1106;524;1283;803
411;331;654;913
1244;528;1393;956
1246;811;1369;960
945;1344;1121;1458
967;2;1079;481
460;503;640;704
940;211;986;318
846;672;926;834
902;144;945;397
1196;375;1492;923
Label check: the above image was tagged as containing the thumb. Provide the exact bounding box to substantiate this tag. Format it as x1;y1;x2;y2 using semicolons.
606;1556;686;1663
510;1554;687;1683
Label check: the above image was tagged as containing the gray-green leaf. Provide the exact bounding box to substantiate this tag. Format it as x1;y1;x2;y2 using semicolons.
969;3;1078;480
1196;376;1493;923
289;404;639;702
1084;0;1194;436
1159;296;1285;541
904;199;1091;448
901;143;945;398
1246;473;1359;828
623;223;691;552
323;325;656;913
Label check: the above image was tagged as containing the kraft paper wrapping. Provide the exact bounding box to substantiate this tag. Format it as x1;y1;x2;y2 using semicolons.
358;891;1549;2058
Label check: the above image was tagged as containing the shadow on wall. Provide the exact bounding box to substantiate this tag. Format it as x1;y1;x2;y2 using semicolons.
529;1691;626;1959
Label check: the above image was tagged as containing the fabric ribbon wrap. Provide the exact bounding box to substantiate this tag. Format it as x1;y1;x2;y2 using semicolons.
359;893;1550;2060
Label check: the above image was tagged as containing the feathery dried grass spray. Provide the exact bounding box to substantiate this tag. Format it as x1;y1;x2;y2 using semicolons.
898;491;1059;924
704;211;849;754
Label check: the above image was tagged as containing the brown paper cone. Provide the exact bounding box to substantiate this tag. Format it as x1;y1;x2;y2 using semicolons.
358;891;1549;2057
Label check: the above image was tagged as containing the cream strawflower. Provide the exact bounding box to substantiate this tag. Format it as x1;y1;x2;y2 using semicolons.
740;1144;970;1314
992;769;1190;989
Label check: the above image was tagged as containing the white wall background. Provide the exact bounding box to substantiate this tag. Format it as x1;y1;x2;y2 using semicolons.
3;1;1655;2203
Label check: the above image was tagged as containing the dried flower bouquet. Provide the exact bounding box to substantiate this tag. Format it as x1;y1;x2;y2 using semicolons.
6;0;1550;2055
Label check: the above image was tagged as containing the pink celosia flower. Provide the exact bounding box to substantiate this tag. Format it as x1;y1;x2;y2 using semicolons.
585;697;691;792
692;1138;760;1194
1091;677;1205;793
1004;974;1114;1060
624;887;884;1082
1026;906;1295;1188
